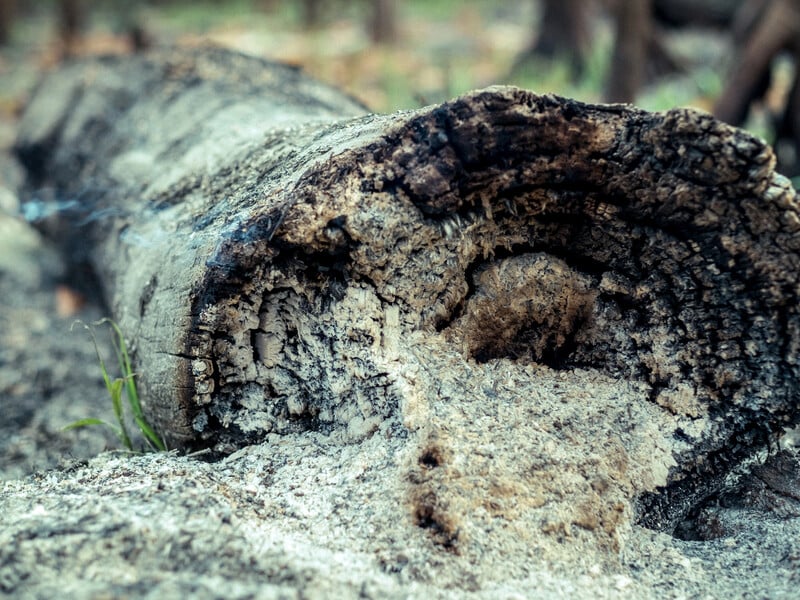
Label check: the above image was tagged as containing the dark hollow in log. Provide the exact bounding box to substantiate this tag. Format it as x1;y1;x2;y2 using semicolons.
15;47;800;535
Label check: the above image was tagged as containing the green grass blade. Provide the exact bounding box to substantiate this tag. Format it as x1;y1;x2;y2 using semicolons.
109;378;134;451
71;318;167;453
134;416;168;451
109;321;167;452
73;320;114;393
106;320;143;415
107;321;167;450
109;379;125;420
63;418;110;430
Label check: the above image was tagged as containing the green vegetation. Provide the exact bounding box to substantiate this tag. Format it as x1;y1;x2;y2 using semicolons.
64;319;167;453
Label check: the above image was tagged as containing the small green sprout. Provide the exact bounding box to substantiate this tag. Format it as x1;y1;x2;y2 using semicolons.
64;319;167;452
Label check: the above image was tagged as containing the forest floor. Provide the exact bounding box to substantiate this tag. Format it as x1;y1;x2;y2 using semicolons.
0;0;761;481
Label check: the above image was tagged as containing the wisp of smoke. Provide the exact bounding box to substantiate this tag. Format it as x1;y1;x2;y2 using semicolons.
20;198;81;222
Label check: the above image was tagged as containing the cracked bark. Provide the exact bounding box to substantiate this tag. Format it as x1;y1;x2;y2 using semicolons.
14;47;800;539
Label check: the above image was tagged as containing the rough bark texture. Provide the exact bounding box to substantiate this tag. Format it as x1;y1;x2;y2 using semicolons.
14;47;800;547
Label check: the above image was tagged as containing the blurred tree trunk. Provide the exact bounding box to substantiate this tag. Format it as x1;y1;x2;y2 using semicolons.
535;0;592;73
714;0;800;174
606;0;651;103
0;0;13;45
604;0;683;103
714;0;800;125
512;0;594;78
369;0;397;44
115;3;153;52
257;0;281;12
777;62;800;163
302;0;323;28
59;0;86;52
652;0;744;26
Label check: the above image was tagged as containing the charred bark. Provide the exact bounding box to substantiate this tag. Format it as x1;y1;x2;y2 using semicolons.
15;47;800;535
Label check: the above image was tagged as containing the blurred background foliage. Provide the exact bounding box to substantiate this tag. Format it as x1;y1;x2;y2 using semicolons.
0;0;798;176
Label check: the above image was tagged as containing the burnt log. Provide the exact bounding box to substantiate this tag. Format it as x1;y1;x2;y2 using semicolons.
14;47;800;540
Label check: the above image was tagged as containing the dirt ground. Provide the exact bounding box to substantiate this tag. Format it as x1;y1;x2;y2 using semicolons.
0;178;116;480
